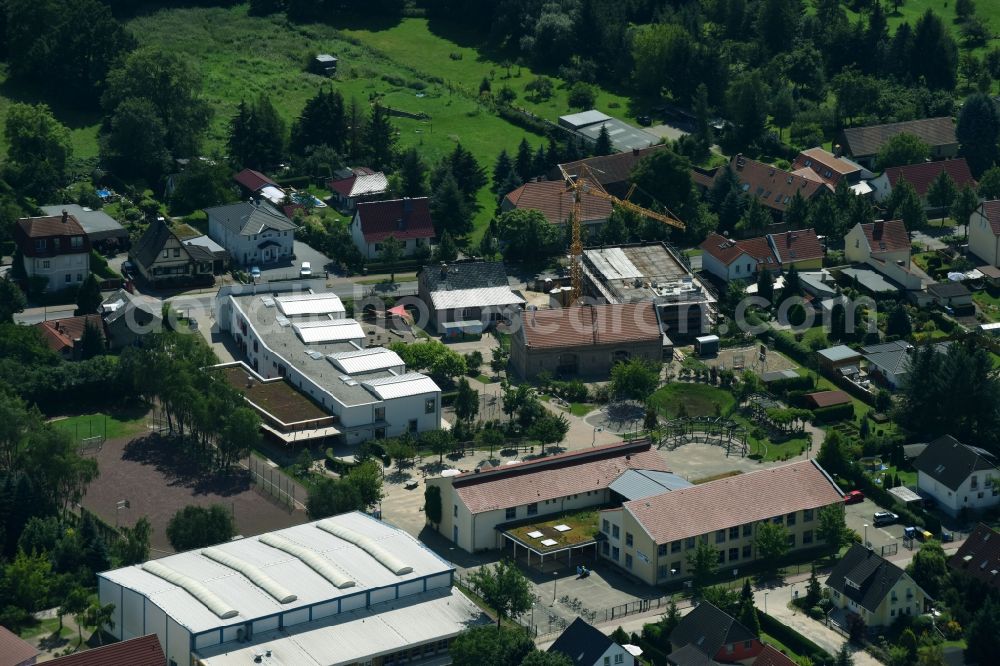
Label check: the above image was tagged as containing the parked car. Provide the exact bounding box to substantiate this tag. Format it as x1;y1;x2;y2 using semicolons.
940;529;954;542
299;261;312;277
873;511;898;526
637;114;652;126
844;490;865;505
250;266;261;280
121;260;136;279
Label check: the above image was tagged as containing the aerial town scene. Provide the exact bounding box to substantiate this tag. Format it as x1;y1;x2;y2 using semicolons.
2;1;1000;665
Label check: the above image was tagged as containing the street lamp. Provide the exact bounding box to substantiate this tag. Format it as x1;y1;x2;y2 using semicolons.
592;427;603;447
764;592;769;615
864;523;869;547
551;571;559;605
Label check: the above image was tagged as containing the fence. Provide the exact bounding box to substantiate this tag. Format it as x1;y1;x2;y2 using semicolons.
246;455;300;511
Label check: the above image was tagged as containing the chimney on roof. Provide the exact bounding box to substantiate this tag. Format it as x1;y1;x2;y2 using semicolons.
833;143;842;157
440;263;448;278
735;153;745;170
61;209;68;224
632;147;639;156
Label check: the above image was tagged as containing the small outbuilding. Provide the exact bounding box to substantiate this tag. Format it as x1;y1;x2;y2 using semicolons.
694;334;719;357
311;53;338;75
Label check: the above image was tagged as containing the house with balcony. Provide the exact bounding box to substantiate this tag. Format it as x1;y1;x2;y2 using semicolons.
206;200;296;267
130;219;214;288
913;435;1000;517
14;211;91;292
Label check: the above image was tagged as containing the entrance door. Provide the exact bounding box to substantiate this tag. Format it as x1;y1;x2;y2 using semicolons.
453;525;459;543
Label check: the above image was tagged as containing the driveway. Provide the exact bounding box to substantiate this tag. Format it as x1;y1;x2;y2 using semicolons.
253;241;333;281
843;497;905;553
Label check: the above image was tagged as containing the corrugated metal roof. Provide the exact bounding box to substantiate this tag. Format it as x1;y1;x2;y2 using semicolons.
328;348;404;374
293;319;365;344
609;469;692;501
362;373;440;400
275;293;345;317
429;286;524;311
99;512;453;635
195;587;484;666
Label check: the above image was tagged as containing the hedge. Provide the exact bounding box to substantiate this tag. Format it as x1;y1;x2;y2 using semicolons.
759;611;833;666
769;375;815;394
771;330;812;365
812;402;855;424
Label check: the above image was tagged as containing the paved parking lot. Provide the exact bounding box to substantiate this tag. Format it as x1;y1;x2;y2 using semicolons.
253;241;333;281
844;497;905;552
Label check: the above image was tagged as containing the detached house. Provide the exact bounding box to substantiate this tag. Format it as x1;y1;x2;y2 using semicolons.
969;200;1000;267
417;260;524;333
555;145;669;198
501;178;612;232
790;147;865;191
700;229;823;283
34;314;105;359
838;117;958;169
844;219;922;291
870;159;975;209
913;435;1000;517
350;197;435;260
949;523;1000;590
720;154;825;217
328;167;388;212
668;601;763;665
130;219;214;287
826;543;930;628
206;200;296;267
15;211;91;291
549;618;635;666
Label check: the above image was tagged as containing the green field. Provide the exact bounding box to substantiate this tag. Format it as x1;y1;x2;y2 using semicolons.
648;383;736;418
844;0;1000;59
50;409;148;442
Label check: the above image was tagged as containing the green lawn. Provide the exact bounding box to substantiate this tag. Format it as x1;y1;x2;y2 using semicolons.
973;288;1000;323
49;408;149;442
648;383;736;418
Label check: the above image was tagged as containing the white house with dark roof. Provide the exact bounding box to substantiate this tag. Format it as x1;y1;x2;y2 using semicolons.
98;512;486;666
913;435;1000;516
206;200;296;267
826;543;929;627
860;340;951;390
549;618;634;666
969;200;1000;267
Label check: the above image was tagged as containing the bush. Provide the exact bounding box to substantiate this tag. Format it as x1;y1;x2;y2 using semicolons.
769;375;815;394
567;82;597;109
808;606;825;620
759;611;830;664
464;351;484;374
812;402;855;424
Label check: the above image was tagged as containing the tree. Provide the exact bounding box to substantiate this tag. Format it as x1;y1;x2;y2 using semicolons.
449;625;533;666
528;413;570;448
877;133;931;170
435;144;487;203
817;504;850;554
522;651;572;666
492;149;517;196
886;303;912;338
755;269;773;306
754;521;790;577
385;437;417;469
165;505;236;551
102;49;211;159
514;139;533;183
454;378;479;424
890;180;928;232
60;585;90;645
169;159;236;214
926;171;957;223
771;86;796;139
78;320;105;360
423;429;455;464
398;147;428;197
435;230;458;262
727;71;769;149
365;102;397;171
738;595;761;637
686;541;718;592
906;540;948;597
979;166;1000;199
966;597;1000;665
424;484;442;525
3;550;51;613
0;279;27;324
4;103;72;200
737;197;771;237
630;148;695;216
430;172;473;237
594;125;613;156
290;87;346;155
468;559;532;627
956;0;976;21
567;82;596;109
477;428;504;460
379;236;404;282
101;98;170;181
495;209;561;263
609;359;659;401
952;185;980;240
912;9;959;91
116;516;152;566
835;642;854;666
75;275;102;315
307;477;362;519
80;600;116;646
227;95;286;171
805;563;822;607
957;93;1000;177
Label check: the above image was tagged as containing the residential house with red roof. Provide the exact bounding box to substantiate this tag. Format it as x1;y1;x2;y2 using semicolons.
328;167;389;212
350;197;435;260
599;459;843;585
791;147;865;190
843;219;923;291
870;158;976;209
700;229;823;283
233;168;277;196
501;178;613;232
14;211;91;292
510;302;666;379
969;200;1000;267
425;439;671;552
719;154;825;217
667;601;764;666
0;625;39;666
34;314;105;359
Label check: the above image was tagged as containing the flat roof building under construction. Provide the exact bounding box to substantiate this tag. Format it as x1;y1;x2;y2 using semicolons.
99;512;485;666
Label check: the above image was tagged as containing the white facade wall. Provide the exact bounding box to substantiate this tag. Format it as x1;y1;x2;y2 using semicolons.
99;577;194;666
208;216;294;267
969;206;1000;266
593;643;632;666
702;251;756;283
349;212;430;260
917;470;1000;517
845;225;871;264
25;252;89;290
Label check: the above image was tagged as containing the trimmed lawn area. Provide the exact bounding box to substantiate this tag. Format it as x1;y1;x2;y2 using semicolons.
973;288;1000;323
648;383;736;418
49;408;148;442
506;509;600;553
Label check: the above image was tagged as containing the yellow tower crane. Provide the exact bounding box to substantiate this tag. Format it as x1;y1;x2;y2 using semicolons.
565;164;686;302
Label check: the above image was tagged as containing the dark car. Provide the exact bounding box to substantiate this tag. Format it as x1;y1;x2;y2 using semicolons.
844;490;865;505
637;114;652;126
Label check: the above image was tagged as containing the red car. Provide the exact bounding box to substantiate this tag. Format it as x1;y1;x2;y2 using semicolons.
844;490;865;505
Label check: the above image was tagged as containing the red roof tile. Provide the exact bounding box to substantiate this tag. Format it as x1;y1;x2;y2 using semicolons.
503;178;612;225
623;460;843;544
0;625;39;666
726;155;825;212
558;145;670;189
453;440;670;514
17;214;87;238
861;219;910;254
883;158;976;198
233;168;276;193
521;303;661;349
35;315;104;355
700;233;777;268
791;148;861;188
753;645;798;666
768;229;824;264
355;198;435;242
805;390;852;408
50;634;164;666
979;200;1000;236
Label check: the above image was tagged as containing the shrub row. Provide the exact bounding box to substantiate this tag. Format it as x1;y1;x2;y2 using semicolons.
770;330;812;365
812;402;855;424
758;611;833;666
768;374;815;394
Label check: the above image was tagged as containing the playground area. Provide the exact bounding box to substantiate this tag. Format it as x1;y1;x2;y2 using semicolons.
695;345;799;375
